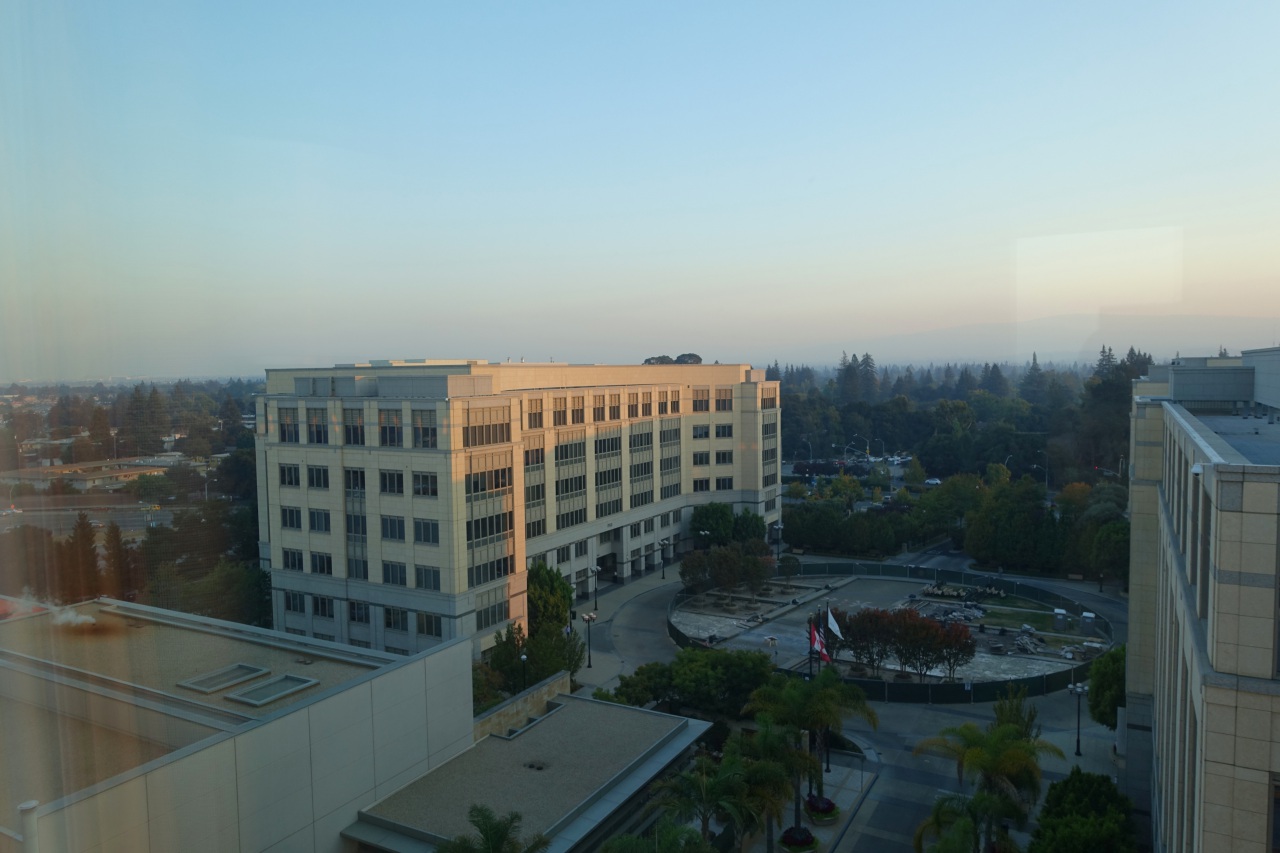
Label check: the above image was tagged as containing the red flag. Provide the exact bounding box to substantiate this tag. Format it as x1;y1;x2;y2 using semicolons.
810;624;830;662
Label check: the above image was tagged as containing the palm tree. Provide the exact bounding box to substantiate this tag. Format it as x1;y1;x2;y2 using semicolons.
434;804;550;853
914;722;1062;849
913;791;1021;853
732;716;812;853
746;667;878;830
601;817;714;853
650;754;746;842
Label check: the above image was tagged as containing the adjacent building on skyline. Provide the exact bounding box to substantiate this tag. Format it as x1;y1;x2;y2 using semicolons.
1127;346;1280;852
254;360;781;656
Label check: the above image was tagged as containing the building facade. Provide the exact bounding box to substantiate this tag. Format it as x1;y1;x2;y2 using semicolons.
255;360;781;656
1128;346;1280;852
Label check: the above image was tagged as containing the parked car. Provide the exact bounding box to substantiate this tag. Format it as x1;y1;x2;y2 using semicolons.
924;477;942;486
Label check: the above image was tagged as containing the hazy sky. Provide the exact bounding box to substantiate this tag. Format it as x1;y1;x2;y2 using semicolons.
4;2;1279;382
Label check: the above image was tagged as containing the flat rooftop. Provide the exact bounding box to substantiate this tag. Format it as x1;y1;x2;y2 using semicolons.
0;598;394;824
356;695;707;851
1197;415;1280;466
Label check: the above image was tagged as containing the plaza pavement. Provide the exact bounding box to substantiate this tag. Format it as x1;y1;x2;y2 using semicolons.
572;559;1129;852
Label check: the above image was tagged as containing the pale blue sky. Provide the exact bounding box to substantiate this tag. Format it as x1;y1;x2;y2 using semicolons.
3;2;1279;381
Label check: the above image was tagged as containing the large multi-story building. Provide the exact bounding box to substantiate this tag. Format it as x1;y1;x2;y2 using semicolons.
255;360;781;655
1127;346;1280;852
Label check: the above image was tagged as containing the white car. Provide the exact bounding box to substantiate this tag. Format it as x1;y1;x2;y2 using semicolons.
924;478;942;486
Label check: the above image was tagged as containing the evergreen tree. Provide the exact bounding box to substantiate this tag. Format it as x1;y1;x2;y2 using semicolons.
858;353;879;402
1020;353;1047;406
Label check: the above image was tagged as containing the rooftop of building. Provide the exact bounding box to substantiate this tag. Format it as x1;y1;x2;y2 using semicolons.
263;360;769;397
350;694;709;852
1195;414;1280;466
0;597;395;818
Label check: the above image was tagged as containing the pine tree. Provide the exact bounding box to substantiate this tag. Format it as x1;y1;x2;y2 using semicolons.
858;353;878;402
1020;353;1047;406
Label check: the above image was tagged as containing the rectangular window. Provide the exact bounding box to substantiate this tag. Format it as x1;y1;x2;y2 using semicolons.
630;491;653;508
715;450;734;465
715;424;733;438
762;447;777;463
466;510;515;545
382;561;407;586
716;477;734;491
278;408;299;443
552;397;567;427
344;468;366;493
309;509;331;533
526;518;546;538
556;507;587;530
599;532;612;545
381;515;405;541
692;451;710;466
412;409;438;448
346;513;367;536
310;552;333;575
595;435;622;456
348;557;368;580
380;470;404;495
466;466;513;498
661;512;670;527
281;548;303;571
692;425;710;439
555;440;587;464
313;596;335;619
671;391;680;413
658;391;669;415
556;474;587;497
412;472;438;497
659;456;681;473
343;408;365;446
629;432;653;450
575;539;589;557
660;482;682;499
715;388;733;411
350;639;371;648
627;393;639;418
349;601;370;623
415;564;441;590
763;472;777;487
467;555;513;588
475;589;509;631
692;389;710;412
417;612;443;637
630;461;652;479
609;393;621;420
593;394;606;422
284;591;305;613
280;464;300;487
596;467;622;488
556;545;571;563
693;479;710;493
379;409;403;447
528;398;544;429
281;507;302;529
525;482;545;504
764;497;777;511
572;396;585;424
307;465;329;489
596;498;623;517
462;408;512;448
307;408;328;444
642;392;652;417
762;422;777;437
385;607;409;632
644;518;655;533
762;392;777;410
414;518;440;545
524;447;545;468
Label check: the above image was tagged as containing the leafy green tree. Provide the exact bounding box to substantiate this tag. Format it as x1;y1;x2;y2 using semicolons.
1088;644;1126;729
690;503;734;546
525;561;572;634
732;508;767;543
59;512;100;602
939;622;976;681
679;549;709;590
890;609;945;682
435;804;549;853
991;683;1041;739
525;620;586;680
708;545;742;597
904;457;927;488
668;648;772;718
777;555;800;588
838;607;893;675
613;661;675;709
913;791;1019;853
1028;767;1136;853
1091;520;1129;587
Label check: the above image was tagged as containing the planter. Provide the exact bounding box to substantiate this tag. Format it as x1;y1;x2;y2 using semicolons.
804;795;840;826
779;826;819;852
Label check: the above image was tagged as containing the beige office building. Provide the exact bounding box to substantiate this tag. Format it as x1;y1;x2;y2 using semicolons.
1128;346;1280;852
255;360;781;655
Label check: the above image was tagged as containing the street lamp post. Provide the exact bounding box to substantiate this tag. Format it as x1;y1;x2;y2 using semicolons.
1070;682;1089;757
520;653;528;691
773;521;783;565
850;434;870;457
659;539;669;579
591;566;602;610
582;612;596;668
873;437;886;459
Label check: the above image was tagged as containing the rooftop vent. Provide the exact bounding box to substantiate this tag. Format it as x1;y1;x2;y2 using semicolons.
227;674;318;707
178;663;269;694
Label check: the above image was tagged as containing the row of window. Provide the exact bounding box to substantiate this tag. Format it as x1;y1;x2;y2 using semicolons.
284;465;440;498
281;552;440;589
279;408;438;448
284;594;446;638
692;477;735;492
280;509;441;544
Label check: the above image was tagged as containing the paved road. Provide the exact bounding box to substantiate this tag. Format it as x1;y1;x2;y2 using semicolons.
0;508;173;536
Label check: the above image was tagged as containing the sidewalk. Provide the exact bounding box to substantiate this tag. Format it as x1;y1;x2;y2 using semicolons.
572;567;685;693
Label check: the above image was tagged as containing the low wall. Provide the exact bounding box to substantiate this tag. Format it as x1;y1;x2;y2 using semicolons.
473;671;572;740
